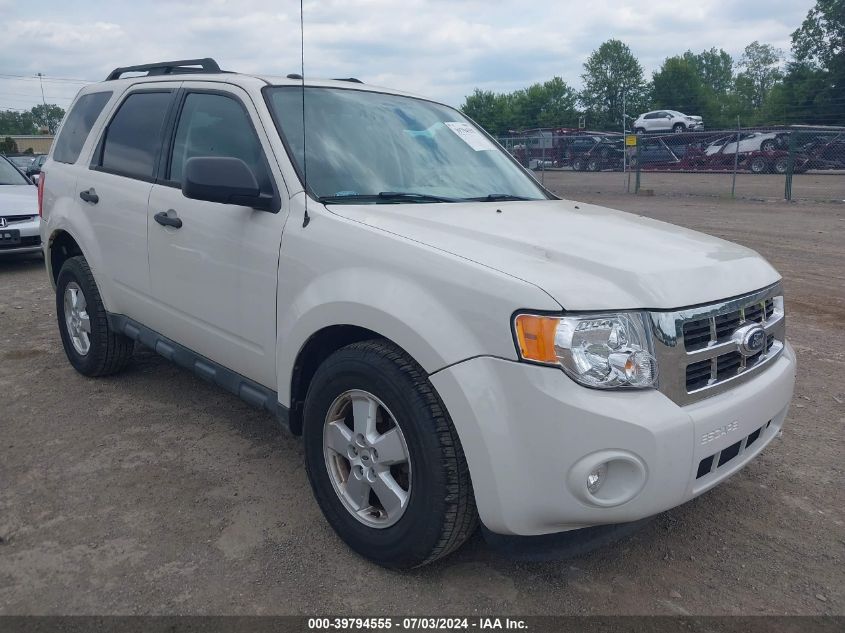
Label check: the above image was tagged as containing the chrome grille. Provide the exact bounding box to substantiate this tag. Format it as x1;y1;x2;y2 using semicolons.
648;283;785;405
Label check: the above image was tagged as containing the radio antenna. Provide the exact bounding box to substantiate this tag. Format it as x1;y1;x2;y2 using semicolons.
299;0;310;227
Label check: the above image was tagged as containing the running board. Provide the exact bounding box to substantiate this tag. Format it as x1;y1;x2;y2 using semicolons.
107;314;290;431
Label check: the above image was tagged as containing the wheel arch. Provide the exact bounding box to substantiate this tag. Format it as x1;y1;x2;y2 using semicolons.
287;324;387;435
47;229;85;288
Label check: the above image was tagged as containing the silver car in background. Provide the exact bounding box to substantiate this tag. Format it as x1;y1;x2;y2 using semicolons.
0;156;41;256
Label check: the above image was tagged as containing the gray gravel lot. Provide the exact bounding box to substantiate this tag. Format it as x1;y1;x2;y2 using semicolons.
1;173;843;615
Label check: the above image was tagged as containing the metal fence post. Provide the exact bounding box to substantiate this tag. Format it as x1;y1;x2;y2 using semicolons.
731;117;740;198
784;130;794;201
635;135;641;194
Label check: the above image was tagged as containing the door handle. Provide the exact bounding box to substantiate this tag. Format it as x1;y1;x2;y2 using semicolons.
79;188;99;204
154;210;183;229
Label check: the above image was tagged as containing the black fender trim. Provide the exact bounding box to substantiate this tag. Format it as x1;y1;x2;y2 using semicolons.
107;314;290;431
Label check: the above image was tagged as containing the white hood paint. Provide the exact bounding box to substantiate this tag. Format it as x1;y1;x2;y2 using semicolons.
0;185;38;216
329;199;780;311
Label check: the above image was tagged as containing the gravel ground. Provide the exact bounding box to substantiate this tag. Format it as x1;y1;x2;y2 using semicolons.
1;174;843;615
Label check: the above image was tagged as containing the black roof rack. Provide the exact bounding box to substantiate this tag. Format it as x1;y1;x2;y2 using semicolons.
334;77;363;83
106;58;223;81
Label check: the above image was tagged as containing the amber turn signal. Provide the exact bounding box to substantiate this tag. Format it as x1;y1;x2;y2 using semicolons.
514;314;559;364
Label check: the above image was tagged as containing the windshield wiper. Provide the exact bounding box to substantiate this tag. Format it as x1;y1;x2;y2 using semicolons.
318;191;458;204
463;194;533;202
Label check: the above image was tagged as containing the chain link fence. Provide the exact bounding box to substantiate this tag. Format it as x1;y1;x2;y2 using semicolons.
496;126;845;203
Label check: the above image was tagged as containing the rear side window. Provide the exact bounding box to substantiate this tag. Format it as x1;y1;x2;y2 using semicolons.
97;91;172;181
52;91;112;164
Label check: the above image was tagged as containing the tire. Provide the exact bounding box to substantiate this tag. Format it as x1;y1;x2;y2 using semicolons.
760;140;776;152
774;157;789;174
572;157;585;171
56;255;133;376
750;157;768;174
673;123;685;133
587;158;601;171
303;339;477;569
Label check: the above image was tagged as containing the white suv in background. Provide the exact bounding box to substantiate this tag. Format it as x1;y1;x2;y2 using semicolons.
40;59;794;568
634;110;704;134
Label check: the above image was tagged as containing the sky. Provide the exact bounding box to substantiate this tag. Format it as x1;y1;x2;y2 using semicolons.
0;0;815;114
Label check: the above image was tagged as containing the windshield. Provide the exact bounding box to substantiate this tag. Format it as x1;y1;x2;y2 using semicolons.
265;86;548;203
8;156;33;169
0;158;29;185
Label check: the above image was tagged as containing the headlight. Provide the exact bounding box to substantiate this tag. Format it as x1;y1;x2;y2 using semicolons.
514;312;658;389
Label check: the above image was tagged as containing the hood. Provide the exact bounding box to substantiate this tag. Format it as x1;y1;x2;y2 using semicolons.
328;199;780;311
0;185;38;216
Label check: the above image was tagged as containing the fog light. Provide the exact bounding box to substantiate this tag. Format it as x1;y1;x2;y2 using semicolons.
586;463;608;494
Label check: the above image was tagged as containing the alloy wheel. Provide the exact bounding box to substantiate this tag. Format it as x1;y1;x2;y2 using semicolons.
323;390;412;528
63;282;91;355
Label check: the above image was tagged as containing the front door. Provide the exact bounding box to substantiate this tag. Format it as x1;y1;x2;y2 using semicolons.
146;85;287;388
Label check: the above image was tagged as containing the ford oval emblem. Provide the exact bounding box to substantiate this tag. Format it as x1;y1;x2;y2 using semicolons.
735;324;767;356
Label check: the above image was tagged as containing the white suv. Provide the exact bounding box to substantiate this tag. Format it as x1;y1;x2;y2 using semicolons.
40;59;795;568
634;110;704;134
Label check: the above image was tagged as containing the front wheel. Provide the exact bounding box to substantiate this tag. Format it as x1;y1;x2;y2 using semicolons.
673;123;685;133
572;157;585;171
774;157;789;174
303;340;477;568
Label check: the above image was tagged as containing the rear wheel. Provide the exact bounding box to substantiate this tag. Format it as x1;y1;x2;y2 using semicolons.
572;157;585;171
303;340;477;568
774;157;789;174
749;156;768;174
56;255;133;376
760;139;776;152
587;158;601;171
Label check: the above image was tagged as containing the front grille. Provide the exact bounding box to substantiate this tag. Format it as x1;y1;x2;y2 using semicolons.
1;215;37;223
696;419;771;479
683;298;774;351
650;284;786;405
685;335;775;391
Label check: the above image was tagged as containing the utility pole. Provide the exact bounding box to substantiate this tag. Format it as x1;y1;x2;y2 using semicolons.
37;73;47;108
37;73;50;133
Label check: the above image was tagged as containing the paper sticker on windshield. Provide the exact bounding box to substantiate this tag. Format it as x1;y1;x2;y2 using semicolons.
445;122;497;151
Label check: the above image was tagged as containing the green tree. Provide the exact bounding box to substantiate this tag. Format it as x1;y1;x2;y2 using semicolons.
461;77;578;134
786;0;844;125
461;89;509;134
0;110;36;135
1;136;19;153
684;48;734;95
579;39;648;130
791;0;844;68
652;56;708;114
30;104;65;134
511;77;578;129
735;41;784;112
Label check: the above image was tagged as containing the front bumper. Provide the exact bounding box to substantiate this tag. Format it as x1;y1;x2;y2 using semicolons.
430;342;795;536
0;216;41;255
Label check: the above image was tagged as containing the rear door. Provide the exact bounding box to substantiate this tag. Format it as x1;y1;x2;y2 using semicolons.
82;85;179;317
145;83;287;388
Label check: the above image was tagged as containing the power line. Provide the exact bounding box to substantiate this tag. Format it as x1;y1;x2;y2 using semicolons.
0;73;94;84
0;90;73;99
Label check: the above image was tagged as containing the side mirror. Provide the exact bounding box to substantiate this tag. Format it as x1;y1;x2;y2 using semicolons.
182;156;273;210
